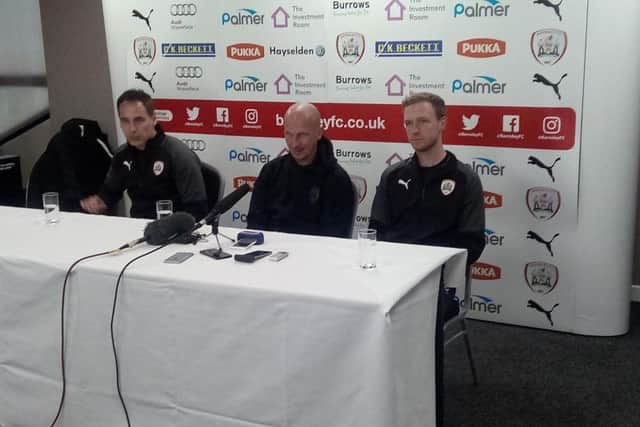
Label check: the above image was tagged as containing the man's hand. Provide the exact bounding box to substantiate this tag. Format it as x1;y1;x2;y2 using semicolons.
80;195;107;214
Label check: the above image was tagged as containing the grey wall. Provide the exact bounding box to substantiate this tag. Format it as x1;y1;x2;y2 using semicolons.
39;0;117;148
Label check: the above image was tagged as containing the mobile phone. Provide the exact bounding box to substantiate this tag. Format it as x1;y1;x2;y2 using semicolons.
200;248;232;260
234;250;272;263
230;238;256;251
163;252;194;264
269;251;289;262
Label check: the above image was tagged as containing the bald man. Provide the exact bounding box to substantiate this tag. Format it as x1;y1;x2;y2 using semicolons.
247;103;355;237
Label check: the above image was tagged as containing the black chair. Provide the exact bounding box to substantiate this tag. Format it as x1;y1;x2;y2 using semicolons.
348;177;363;237
201;162;224;210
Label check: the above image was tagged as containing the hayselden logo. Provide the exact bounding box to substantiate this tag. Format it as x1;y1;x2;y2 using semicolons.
483;191;503;208
350;175;368;204
533;73;567;100
224;76;267;93
452;75;506;94
531;29;567;65
221;9;265;26
528;155;561;182
229;147;271;163
526;230;559;257
469;157;505;176
132;9;153;31
526;187;561;220
527;300;559;326
525;262;559;295
471;262;502;280
336;32;365;64
162;43;216;58
375;40;443;57
533;0;563;21
134;37;156;65
484;229;505;246
459;295;502;315
270;45;326;58
457;38;506;58
453;1;510;18
226;43;265;60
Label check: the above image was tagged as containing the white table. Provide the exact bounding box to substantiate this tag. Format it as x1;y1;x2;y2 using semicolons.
0;206;466;427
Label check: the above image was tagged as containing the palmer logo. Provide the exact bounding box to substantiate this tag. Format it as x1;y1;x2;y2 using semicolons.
483;191;503;208
233;176;257;190
226;43;265;60
471;262;502;280
457;38;506;58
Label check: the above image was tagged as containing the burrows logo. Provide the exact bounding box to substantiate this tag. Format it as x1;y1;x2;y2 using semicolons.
525;261;559;295
234;176;257;190
471;262;502;280
531;29;567;65
134;37;156;65
375;40;443;57
221;9;265;26
526;187;560;220
227;43;265;60
350;175;368;204
483;191;503;208
457;38;506;58
453;1;510;18
336;32;365;64
336;148;372;164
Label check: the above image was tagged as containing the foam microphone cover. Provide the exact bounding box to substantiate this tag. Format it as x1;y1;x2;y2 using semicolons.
143;212;196;245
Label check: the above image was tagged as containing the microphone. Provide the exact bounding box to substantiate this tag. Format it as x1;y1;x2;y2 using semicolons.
112;212;196;254
199;183;251;226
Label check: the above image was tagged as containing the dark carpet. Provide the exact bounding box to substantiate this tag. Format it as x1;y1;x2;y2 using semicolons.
444;302;640;427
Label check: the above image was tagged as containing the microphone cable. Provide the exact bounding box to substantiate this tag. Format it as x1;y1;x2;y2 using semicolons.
48;250;113;427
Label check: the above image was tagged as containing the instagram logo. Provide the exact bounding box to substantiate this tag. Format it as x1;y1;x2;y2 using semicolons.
245;108;258;124
543;116;561;134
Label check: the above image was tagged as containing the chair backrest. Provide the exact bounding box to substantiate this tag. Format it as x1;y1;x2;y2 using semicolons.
201;162;225;210
348;178;360;237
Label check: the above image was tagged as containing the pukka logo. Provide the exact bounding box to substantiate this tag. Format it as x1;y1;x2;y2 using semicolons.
134;37;156;65
526;187;561;220
153;161;164;176
234;176;257;190
525;262;559;295
336;32;365;64
226;43;265;60
483;191;503;208
457;38;506;58
531;29;567;65
471;262;502;280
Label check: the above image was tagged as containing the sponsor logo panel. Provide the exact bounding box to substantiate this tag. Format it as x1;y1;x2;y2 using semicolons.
525;262;559;294
162;43;216;58
472;262;502;280
457;38;506;58
453;1;511;19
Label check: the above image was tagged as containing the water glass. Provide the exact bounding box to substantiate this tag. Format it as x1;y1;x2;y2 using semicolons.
42;192;60;224
358;228;377;269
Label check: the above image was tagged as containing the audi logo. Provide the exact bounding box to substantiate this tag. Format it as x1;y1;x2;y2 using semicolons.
181;139;206;151
175;66;203;78
170;4;197;16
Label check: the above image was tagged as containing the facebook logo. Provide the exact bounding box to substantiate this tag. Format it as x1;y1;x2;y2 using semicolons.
216;107;229;123
502;115;520;133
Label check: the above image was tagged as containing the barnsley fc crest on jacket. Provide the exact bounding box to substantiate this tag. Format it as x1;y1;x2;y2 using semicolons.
153;161;164;176
441;179;455;196
134;37;156;65
336;32;365;64
526;187;560;220
525;262;558;294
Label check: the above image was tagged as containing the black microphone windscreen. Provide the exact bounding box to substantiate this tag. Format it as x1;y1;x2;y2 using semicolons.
143;212;196;245
203;183;251;225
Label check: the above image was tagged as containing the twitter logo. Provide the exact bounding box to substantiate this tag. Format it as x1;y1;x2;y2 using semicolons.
186;106;200;121
462;114;479;131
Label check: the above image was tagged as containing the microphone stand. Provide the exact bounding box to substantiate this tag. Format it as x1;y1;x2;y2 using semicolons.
208;215;234;259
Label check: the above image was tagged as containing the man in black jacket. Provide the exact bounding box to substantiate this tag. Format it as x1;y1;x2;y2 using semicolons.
80;89;208;220
247;103;355;238
369;92;485;427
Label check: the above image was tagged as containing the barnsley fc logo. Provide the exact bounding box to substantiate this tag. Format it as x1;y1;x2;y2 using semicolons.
531;29;567;65
441;179;456;196
134;37;156;65
525;261;559;295
350;175;367;204
153;161;164;176
526;187;560;220
336;32;365;64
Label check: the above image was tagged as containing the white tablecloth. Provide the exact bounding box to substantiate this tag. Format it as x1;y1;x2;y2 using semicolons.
0;206;466;427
